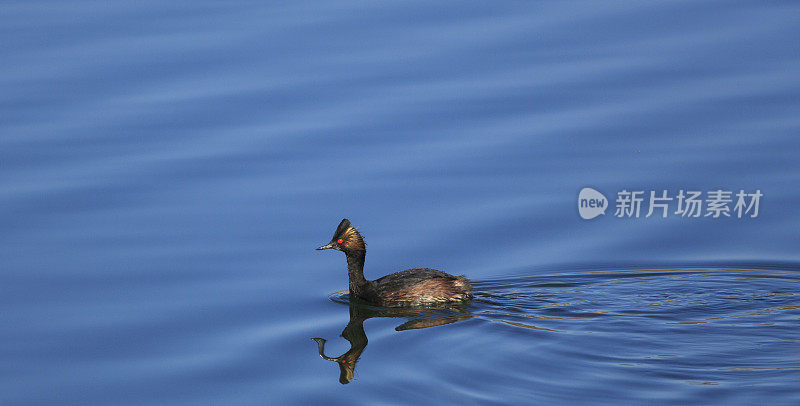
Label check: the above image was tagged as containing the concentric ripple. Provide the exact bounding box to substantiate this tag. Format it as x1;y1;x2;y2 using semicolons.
326;269;799;402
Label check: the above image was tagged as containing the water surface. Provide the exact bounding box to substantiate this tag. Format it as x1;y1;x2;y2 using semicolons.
1;1;799;405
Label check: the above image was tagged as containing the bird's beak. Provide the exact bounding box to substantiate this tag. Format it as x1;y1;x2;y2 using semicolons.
316;242;335;250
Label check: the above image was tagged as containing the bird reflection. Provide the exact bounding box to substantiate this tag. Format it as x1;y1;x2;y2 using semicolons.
311;300;471;384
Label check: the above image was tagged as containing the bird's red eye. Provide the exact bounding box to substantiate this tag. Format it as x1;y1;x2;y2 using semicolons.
337;238;343;244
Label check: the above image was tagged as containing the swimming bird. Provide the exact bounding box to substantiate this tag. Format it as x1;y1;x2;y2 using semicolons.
316;219;472;307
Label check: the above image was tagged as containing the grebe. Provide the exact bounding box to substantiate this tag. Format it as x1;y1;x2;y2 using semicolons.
316;219;472;307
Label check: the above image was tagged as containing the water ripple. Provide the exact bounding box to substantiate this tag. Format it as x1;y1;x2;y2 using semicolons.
319;269;799;403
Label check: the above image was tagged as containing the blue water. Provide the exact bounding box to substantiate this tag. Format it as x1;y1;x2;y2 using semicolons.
2;1;799;405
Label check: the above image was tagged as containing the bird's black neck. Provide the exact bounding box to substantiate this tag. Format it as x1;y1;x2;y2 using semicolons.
345;250;368;296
